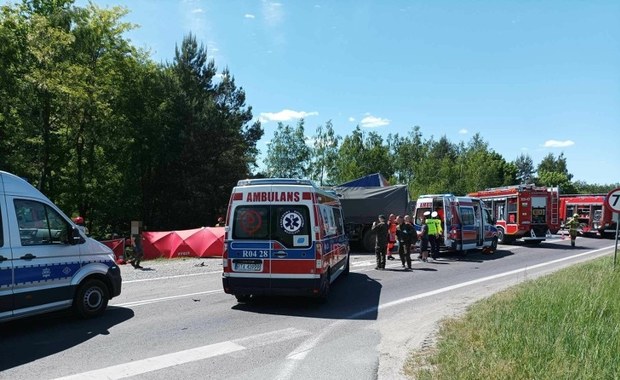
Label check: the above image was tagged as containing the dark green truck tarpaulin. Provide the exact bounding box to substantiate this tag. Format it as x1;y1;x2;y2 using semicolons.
332;185;410;225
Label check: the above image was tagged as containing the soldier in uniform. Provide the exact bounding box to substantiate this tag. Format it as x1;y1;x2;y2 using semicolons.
371;214;389;270
396;215;416;269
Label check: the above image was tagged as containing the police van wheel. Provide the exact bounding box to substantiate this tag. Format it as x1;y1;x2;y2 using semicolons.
497;228;506;244
491;237;498;251
235;294;252;303
343;255;350;275
74;279;109;319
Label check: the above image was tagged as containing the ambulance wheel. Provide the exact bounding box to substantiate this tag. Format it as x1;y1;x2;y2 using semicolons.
74;279;109;319
318;270;331;302
235;294;252;303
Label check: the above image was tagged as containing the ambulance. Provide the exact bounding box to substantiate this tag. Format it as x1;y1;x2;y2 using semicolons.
0;171;122;322
413;194;498;254
222;178;350;302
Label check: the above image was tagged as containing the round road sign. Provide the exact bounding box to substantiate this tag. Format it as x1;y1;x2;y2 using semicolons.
605;188;620;213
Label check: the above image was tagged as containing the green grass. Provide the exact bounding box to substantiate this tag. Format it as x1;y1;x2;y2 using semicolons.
405;257;620;380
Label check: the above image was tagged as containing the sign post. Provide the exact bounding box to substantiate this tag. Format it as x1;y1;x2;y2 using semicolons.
604;188;620;268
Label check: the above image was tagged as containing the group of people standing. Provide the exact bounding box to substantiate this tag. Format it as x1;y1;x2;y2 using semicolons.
371;211;443;270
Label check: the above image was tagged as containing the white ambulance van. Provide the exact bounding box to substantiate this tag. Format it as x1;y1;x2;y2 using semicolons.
0;171;121;322
222;178;350;302
413;194;498;254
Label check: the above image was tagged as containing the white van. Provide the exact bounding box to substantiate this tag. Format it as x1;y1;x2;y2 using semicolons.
0;171;122;322
413;194;498;254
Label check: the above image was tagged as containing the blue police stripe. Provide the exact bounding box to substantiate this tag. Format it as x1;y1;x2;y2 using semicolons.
0;267;11;288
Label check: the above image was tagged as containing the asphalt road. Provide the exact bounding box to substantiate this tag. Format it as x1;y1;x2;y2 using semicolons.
0;236;616;380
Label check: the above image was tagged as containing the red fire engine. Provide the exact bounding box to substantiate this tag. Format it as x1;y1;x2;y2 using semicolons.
559;194;618;238
468;185;560;244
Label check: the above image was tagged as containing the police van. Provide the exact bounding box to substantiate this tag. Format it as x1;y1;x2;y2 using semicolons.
222;178;350;302
0;171;121;322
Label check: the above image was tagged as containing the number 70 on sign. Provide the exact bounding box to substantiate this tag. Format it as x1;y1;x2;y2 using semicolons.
605;188;620;213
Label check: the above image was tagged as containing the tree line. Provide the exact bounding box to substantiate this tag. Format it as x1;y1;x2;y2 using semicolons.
1;1;262;237
1;1;616;238
265;120;617;197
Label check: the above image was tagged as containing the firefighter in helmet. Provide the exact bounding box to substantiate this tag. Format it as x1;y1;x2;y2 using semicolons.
566;213;580;247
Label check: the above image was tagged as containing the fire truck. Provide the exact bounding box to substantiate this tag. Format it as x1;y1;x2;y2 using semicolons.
559;194;619;238
468;185;561;244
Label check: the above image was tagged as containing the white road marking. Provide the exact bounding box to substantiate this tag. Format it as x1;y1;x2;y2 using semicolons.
111;290;223;308
54;341;244;380
275;245;614;380
53;328;311;380
123;271;220;284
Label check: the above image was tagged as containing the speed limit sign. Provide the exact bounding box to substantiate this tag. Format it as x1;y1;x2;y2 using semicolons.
606;188;620;213
606;187;620;268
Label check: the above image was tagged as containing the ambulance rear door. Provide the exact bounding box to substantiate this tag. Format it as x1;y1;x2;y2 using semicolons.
269;202;315;292
229;194;273;292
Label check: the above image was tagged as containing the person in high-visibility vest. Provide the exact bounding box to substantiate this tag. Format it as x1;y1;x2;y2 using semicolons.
427;211;443;259
566;213;580;247
387;214;397;260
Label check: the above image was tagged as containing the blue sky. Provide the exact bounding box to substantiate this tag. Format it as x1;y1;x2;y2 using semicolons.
83;0;619;185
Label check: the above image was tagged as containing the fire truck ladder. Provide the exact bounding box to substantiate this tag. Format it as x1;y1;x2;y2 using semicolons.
549;186;559;225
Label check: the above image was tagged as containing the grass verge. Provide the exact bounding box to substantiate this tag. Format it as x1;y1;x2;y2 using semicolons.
405;256;620;380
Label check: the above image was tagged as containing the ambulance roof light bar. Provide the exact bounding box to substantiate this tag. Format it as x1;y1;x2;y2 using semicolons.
237;178;317;187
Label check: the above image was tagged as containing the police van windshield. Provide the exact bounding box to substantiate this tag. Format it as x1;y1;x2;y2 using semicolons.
232;205;311;248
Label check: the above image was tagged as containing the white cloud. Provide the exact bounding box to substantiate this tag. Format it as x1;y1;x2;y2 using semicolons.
459;128;468;134
543;139;575;148
191;8;204;14
262;1;284;26
245;14;255;19
259;109;319;123
348;117;355;122
360;114;390;128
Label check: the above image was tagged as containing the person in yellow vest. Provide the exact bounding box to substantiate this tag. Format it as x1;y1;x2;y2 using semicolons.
427;211;443;259
566;213;580;247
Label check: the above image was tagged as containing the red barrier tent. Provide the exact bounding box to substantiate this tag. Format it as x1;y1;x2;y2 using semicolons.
142;227;224;259
101;238;125;263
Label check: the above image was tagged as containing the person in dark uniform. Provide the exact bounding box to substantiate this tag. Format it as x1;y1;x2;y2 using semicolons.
129;234;144;269
396;215;416;269
419;211;430;262
371;214;389;270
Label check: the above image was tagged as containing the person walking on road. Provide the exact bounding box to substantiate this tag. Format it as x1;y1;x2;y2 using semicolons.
372;214;389;270
129;234;144;269
566;213;580;247
396;215;416;269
